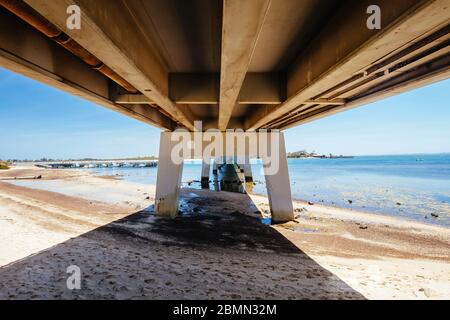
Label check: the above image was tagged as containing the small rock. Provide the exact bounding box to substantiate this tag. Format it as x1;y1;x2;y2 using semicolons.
359;225;368;230
348;200;353;204
307;201;314;206
431;213;439;218
396;202;401;206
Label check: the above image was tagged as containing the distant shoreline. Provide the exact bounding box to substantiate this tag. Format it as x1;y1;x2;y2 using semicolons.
3;152;450;163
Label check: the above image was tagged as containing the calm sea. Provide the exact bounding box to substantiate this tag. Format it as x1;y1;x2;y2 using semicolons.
89;154;450;227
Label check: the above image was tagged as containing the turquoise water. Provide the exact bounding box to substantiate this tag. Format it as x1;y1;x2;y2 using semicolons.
88;154;450;227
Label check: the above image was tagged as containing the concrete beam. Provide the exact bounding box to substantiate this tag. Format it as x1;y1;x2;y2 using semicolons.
239;73;285;104
282;52;450;129
0;8;175;130
114;94;153;105
170;73;218;105
247;0;449;130
25;0;195;130
304;99;346;105
218;0;271;130
169;72;284;105
155;132;184;218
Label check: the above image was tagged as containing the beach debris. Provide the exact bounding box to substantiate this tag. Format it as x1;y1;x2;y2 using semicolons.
0;175;42;180
356;222;368;229
396;202;401;206
348;200;353;204
418;287;431;297
145;196;150;200
430;213;439;218
307;201;314;205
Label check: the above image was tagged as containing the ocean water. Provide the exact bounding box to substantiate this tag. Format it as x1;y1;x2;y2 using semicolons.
88;154;450;227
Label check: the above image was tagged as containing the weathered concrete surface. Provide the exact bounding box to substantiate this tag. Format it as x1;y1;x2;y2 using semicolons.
263;134;295;223
200;160;210;189
155;133;183;218
0;188;364;299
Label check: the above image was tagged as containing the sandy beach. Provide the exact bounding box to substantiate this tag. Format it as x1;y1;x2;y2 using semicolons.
0;166;449;300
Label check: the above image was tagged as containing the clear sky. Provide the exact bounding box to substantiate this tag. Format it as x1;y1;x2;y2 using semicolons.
0;67;449;160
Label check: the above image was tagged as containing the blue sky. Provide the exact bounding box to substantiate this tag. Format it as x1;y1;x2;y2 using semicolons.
0;67;449;160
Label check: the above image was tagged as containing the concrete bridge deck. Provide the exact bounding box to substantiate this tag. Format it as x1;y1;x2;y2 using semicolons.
0;0;448;222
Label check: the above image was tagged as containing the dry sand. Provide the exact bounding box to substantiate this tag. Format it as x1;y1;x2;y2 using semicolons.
0;166;449;299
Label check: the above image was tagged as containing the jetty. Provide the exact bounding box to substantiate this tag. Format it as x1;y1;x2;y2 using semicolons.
0;0;448;223
34;160;158;169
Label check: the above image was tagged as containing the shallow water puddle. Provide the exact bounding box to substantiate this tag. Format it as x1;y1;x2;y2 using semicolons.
293;227;319;233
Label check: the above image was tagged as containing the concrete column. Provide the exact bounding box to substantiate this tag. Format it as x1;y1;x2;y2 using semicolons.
242;162;253;182
213;157;219;174
262;133;294;223
155;132;183;218
201;158;211;189
212;157;220;191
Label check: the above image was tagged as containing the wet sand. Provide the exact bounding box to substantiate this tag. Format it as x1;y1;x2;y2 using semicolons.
0;166;449;299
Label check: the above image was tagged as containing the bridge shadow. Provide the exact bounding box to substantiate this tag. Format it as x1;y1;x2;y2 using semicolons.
0;189;365;300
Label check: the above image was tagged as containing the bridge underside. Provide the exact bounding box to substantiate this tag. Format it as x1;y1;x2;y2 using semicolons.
0;0;449;222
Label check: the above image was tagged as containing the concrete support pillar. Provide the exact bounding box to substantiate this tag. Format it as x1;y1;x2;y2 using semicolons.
262;133;294;223
212;157;220;191
213;157;219;174
242;163;253;182
201;158;211;189
155;132;183;218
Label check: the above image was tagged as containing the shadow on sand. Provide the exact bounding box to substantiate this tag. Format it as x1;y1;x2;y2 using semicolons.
0;189;365;299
